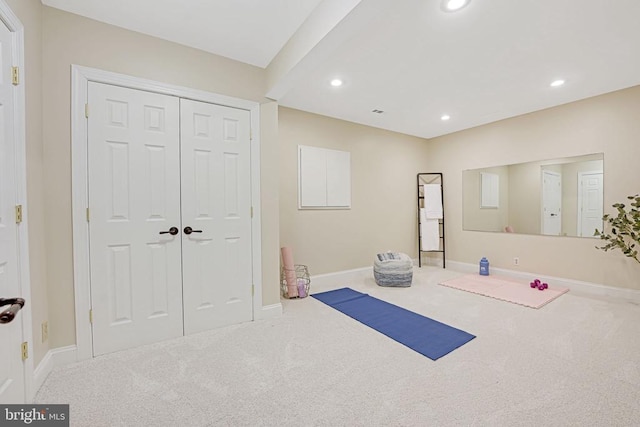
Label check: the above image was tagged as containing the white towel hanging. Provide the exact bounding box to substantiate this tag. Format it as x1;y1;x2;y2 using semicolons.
420;217;440;251
423;184;443;219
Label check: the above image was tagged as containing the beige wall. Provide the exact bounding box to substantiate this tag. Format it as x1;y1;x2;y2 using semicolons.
6;0;48;365
508;161;545;235
427;85;640;290
259;102;280;306
279;107;429;276
41;7;274;348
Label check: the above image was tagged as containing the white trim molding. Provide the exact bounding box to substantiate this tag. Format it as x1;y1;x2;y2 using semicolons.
71;66;263;361
259;303;283;320
33;352;53;397
33;346;78;399
310;266;373;292
445;260;640;303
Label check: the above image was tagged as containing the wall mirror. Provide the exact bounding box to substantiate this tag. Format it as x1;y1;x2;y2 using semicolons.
463;153;604;238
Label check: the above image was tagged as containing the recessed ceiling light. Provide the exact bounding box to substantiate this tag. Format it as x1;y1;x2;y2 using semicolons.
441;0;471;12
550;79;565;88
441;114;451;121
330;79;343;87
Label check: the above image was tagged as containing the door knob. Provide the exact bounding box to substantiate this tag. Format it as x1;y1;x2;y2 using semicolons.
183;226;202;235
0;297;25;324
159;227;179;235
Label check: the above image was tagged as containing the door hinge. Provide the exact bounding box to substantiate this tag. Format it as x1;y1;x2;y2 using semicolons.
250;207;253;218
89;309;93;324
85;103;89;118
251;284;255;296
86;207;90;222
21;342;28;361
15;205;23;224
250;129;253;141
12;66;19;86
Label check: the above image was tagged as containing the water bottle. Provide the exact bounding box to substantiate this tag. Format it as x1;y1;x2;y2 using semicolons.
479;257;490;276
296;278;307;298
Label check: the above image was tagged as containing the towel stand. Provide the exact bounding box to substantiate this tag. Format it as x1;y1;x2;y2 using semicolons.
417;173;445;268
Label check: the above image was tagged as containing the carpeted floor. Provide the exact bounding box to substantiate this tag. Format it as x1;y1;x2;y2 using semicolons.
36;266;640;426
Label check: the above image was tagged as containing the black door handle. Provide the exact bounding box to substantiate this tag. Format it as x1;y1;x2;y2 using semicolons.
159;227;179;235
0;298;25;324
183;226;202;235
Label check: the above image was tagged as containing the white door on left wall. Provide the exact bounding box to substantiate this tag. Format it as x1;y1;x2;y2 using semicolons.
0;18;25;403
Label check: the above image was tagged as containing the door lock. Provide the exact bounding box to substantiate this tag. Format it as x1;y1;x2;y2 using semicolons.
183;226;202;235
159;227;179;235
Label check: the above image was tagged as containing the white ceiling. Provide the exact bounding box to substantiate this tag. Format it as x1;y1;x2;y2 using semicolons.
43;0;640;139
41;0;324;68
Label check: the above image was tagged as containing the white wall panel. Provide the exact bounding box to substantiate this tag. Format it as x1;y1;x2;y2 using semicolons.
145;145;166;220
298;145;350;208
144;105;165;132
194;149;212;218
223;118;239;142
108;141;130;220
106;99;128;128
147;243;169;318
224;153;239;217
107;245;132;325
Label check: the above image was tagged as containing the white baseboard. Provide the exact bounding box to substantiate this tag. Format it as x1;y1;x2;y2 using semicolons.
51;345;78;366
32;345;77;401
310;266;372;291
33;351;53;397
446;260;640;303
416;256;445;268
259;303;283;320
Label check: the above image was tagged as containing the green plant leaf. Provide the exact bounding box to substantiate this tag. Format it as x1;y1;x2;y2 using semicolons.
596;194;640;264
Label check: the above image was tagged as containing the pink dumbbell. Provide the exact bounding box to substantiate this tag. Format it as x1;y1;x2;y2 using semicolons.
530;279;548;290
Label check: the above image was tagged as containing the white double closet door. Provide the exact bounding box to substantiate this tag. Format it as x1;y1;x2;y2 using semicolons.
88;82;253;356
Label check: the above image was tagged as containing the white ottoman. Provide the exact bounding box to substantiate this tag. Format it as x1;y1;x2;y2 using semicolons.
374;252;413;287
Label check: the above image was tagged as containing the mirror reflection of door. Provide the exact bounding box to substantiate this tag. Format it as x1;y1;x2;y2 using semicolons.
542;170;562;235
578;171;604;237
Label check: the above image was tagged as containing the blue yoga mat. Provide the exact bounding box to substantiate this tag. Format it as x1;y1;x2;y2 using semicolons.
312;288;475;360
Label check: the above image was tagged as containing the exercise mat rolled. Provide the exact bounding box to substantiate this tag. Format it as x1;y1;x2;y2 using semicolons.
281;247;298;298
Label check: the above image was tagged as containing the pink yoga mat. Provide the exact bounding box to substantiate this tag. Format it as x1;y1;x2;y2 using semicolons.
281;247;298;298
439;274;569;309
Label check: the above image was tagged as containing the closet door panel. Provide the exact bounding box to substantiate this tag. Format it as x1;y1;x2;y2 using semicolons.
88;82;183;356
180;99;253;335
